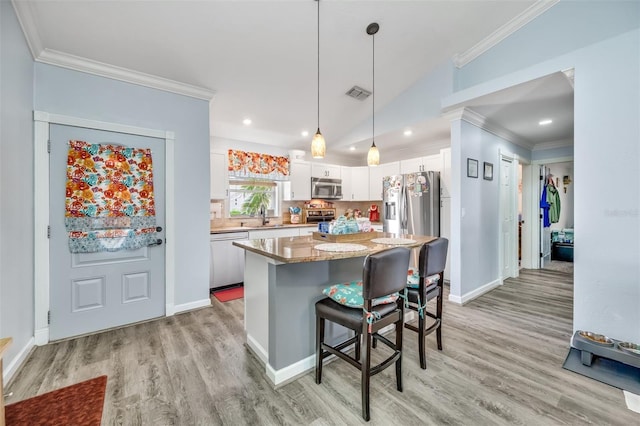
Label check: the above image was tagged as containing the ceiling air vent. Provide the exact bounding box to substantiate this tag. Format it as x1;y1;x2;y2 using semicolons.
345;86;371;101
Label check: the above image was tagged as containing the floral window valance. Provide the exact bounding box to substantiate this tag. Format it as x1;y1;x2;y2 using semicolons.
65;140;158;253
227;149;290;181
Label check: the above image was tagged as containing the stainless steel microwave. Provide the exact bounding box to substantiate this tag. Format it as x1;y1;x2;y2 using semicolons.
311;177;343;200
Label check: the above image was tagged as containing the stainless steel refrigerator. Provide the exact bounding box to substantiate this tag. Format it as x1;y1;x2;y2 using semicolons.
382;171;440;236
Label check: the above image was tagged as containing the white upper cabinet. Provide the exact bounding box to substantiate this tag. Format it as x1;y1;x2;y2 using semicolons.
341;166;352;201
351;166;370;201
288;161;311;200
341;166;369;201
210;152;228;199
311;163;341;179
368;162;400;201
400;154;442;174
440;148;451;198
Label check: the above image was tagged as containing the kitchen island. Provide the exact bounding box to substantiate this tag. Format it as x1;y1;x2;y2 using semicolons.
233;233;436;386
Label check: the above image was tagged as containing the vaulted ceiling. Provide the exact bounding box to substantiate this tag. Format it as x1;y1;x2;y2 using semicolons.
13;0;572;163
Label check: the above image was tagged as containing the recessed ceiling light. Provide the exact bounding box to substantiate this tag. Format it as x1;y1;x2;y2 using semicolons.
539;119;553;126
301;130;309;137
242;118;252;126
349;146;356;151
403;130;413;136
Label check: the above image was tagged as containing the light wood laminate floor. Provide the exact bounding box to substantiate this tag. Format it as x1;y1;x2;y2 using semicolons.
6;269;639;425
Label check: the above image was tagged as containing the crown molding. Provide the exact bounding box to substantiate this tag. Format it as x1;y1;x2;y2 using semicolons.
11;0;43;59
450;108;535;150
37;49;215;101
532;138;573;151
453;0;559;68
11;0;214;101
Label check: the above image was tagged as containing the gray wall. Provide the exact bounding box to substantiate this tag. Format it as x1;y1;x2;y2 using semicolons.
450;120;530;299
0;1;35;372
34;64;211;307
453;2;640;342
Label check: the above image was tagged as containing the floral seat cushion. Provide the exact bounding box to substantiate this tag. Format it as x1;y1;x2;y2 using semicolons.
406;268;440;289
322;281;399;308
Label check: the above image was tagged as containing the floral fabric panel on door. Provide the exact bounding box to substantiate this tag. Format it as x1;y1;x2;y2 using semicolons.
227;149;290;180
65;140;157;253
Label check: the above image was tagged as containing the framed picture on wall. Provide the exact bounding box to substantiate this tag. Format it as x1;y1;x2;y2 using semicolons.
467;158;478;178
483;162;493;180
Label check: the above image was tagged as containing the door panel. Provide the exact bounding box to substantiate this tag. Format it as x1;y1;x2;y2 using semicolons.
500;158;515;279
49;124;165;340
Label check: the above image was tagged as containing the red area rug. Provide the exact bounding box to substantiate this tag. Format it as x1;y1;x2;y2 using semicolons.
5;375;107;426
213;286;244;302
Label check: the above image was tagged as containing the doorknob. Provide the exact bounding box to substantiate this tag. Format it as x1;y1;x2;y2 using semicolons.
147;239;163;247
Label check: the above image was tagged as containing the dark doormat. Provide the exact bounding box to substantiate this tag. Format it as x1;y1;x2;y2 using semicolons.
563;347;640;394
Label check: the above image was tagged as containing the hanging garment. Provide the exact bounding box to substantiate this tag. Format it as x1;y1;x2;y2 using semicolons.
65;140;157;253
540;184;551;228
547;184;561;223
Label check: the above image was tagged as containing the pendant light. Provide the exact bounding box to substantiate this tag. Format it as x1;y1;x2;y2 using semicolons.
311;0;326;159
367;22;380;167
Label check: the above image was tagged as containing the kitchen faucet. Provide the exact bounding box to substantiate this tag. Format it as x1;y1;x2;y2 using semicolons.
260;206;270;226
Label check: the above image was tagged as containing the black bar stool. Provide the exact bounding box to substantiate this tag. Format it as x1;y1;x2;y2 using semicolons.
315;246;411;421
404;238;448;369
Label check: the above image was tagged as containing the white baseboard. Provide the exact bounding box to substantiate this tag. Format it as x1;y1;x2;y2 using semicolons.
172;298;211;315
266;354;316;387
449;279;502;305
246;334;269;365
34;327;49;345
3;337;35;384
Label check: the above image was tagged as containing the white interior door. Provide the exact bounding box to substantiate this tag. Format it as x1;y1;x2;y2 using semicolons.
539;165;551;268
500;157;517;279
49;124;165;340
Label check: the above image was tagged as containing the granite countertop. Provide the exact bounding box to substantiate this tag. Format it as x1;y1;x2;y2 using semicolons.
211;223;317;234
233;233;436;264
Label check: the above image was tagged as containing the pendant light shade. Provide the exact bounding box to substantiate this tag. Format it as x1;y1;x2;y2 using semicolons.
367;141;379;166
367;22;380;167
311;0;326;159
311;128;326;158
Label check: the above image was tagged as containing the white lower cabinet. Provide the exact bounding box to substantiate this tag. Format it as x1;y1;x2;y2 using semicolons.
210;232;249;289
249;228;300;239
298;226;316;236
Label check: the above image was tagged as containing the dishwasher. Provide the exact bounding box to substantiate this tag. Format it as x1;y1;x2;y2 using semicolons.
210;232;249;289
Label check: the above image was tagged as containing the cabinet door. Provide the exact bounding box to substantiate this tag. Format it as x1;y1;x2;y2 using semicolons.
440;148;451;198
351;166;370;200
249;228;300;239
210;152;228;199
369;162;400;201
298;226;316;236
400;157;423;174
422;154;441;172
311;163;341;178
290;162;311;200
340;166;353;200
210;239;244;288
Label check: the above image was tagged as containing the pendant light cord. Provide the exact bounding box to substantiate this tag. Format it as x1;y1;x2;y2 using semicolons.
317;0;320;129
372;31;375;144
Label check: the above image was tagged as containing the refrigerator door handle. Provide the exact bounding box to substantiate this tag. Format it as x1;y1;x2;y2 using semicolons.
400;181;407;233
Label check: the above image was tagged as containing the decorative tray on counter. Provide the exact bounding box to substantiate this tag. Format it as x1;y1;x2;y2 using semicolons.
312;231;380;243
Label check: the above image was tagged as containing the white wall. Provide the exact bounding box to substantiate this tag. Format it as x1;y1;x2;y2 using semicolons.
453;2;640;342
0;0;35;379
34;63;211;307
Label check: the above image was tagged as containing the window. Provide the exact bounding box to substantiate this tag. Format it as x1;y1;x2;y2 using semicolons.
228;179;280;218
